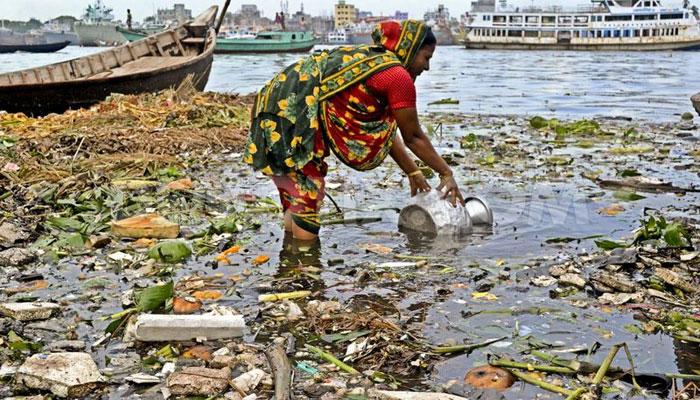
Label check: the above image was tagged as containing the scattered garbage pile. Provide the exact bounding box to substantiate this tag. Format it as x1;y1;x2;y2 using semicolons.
0;78;251;188
0;93;699;400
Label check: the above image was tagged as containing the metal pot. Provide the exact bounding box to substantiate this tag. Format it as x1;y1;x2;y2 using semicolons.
692;92;700;116
464;197;494;226
398;192;473;236
398;192;494;236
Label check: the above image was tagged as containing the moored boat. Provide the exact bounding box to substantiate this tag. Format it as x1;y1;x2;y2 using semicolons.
0;6;220;116
0;41;71;54
74;0;126;46
464;0;700;51
119;29;315;53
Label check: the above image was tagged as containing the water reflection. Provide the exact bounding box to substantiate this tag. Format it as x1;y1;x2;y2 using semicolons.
401;226;494;255
275;234;324;293
674;337;700;386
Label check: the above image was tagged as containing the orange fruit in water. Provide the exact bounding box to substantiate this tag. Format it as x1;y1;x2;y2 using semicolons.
172;296;202;314
464;365;515;390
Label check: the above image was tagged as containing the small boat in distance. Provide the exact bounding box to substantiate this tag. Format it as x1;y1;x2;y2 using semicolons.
0;5;221;116
0;41;70;54
464;0;700;50
119;28;315;53
0;29;71;53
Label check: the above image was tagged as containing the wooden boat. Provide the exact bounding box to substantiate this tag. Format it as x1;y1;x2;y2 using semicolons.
0;40;71;54
0;6;220;116
119;27;315;54
692;93;700;116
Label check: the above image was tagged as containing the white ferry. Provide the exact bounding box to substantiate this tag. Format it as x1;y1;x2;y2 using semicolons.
327;30;348;44
465;0;700;50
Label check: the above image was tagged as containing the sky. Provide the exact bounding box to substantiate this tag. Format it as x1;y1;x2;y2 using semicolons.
4;0;690;22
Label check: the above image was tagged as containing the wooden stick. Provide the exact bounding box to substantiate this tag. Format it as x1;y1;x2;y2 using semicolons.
593;344;621;384
305;344;359;375
491;359;576;374
509;369;575;396
433;336;507;355
265;344;292;400
258;291;311;302
564;388;587;400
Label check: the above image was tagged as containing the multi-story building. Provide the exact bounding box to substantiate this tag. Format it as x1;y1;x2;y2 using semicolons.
335;0;357;29
287;3;312;31
157;3;192;25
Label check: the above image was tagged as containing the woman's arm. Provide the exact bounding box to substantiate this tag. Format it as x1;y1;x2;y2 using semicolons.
393;107;464;205
389;135;431;196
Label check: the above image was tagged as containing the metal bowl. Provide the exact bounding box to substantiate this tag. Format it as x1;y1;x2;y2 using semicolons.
398;203;473;236
692;92;700;116
398;204;438;235
464;197;494;226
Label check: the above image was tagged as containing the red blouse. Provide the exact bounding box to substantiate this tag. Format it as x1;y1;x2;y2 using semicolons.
365;66;417;111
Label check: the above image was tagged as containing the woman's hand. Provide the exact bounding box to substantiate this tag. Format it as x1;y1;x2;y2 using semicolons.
408;171;431;196
437;174;465;206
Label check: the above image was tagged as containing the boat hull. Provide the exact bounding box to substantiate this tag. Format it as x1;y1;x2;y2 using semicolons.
214;40;315;53
119;27;316;53
0;41;71;54
0;6;219;116
75;23;125;46
0;52;213;116
464;39;700;51
41;32;80;45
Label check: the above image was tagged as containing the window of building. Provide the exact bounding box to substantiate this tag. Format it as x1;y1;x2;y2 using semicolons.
525;30;538;37
660;13;684;19
605;15;632;21
507;30;522;37
635;14;658;21
542;16;556;24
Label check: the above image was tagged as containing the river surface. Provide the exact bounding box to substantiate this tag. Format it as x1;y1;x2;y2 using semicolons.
1;45;699;398
1;45;699;121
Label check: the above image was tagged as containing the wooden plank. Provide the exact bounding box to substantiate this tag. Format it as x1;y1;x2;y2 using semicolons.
21;71;32;84
154;40;165;56
98;52;110;70
60;63;72;80
126;43;139;60
170;31;186;55
107;56;187;77
111;49;124;66
47;67;58;82
86;57;96;75
181;38;205;45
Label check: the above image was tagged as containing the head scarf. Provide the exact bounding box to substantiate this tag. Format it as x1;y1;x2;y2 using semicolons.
372;20;429;67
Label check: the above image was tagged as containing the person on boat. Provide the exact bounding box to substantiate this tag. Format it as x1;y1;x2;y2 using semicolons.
126;9;132;30
274;13;282;29
244;20;464;241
